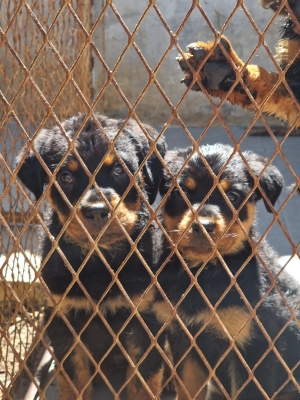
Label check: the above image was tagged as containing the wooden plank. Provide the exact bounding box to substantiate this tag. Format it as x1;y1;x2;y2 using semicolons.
0;251;42;312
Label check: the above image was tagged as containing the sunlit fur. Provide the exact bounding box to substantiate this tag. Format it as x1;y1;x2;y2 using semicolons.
157;143;300;399
177;0;300;127
162;201;255;266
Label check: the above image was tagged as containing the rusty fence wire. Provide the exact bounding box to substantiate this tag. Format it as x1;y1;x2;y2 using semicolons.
0;1;300;399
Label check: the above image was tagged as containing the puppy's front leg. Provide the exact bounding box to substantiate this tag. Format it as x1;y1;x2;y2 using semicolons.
56;344;92;400
125;341;165;400
175;355;208;400
46;311;93;400
124;318;166;400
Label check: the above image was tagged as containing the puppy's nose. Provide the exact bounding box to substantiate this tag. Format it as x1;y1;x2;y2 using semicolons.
82;203;110;222
192;220;215;234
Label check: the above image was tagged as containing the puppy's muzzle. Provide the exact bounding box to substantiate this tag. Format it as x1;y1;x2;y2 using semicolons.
190;204;219;237
82;202;110;226
80;188;111;231
192;219;215;235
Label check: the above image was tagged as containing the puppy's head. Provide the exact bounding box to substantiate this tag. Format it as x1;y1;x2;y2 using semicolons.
160;143;283;265
16;114;166;248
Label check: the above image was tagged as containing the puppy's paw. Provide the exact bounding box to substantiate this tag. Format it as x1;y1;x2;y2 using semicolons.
177;36;243;92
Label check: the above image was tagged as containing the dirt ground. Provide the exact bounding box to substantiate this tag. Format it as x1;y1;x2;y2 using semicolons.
1;311;41;393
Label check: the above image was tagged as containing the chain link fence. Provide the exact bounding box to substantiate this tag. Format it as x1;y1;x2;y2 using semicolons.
1;1;300;399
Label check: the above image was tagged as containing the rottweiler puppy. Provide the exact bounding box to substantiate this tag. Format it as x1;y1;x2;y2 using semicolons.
177;0;300;128
156;143;300;399
15;113;167;400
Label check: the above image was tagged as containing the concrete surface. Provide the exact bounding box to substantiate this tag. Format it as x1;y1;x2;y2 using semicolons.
1;1;285;127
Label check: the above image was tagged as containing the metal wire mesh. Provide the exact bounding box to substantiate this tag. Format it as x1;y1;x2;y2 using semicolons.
1;1;300;399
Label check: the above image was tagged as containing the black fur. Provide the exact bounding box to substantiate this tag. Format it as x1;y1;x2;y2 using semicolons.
157;143;300;400
15;113;167;399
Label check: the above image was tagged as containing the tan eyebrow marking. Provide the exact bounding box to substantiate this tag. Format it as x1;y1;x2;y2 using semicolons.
103;152;115;166
219;179;231;191
184;177;196;190
67;159;79;171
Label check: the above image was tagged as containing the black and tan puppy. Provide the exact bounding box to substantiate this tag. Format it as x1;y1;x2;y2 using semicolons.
15;113;167;400
156;143;300;400
177;0;300;128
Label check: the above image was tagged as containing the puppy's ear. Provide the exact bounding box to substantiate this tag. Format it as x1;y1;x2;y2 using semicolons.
244;153;283;213
140;139;166;205
158;172;168;197
129;127;167;205
15;147;46;201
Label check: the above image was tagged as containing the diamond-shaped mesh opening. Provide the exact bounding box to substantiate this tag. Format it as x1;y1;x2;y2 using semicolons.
1;1;300;400
113;47;150;104
5;6;46;70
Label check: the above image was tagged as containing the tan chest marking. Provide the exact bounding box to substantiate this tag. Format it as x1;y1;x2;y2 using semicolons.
152;300;174;326
101;288;156;317
46;294;94;314
184;306;254;348
46;287;156;317
100;295;130;316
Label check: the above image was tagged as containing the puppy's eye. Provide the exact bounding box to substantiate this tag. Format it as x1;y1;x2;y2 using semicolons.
175;186;188;196
180;186;188;195
227;191;240;203
59;172;73;184
114;164;124;175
